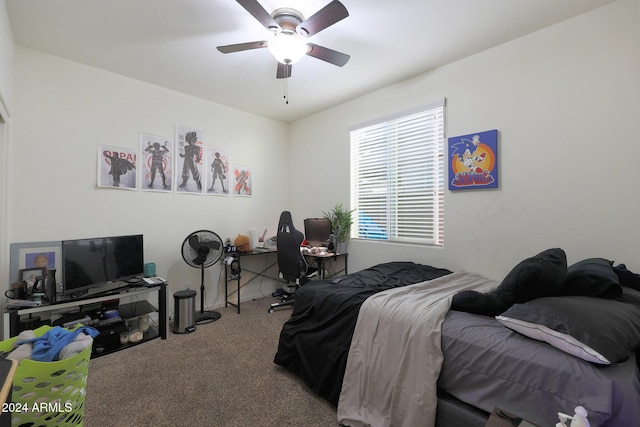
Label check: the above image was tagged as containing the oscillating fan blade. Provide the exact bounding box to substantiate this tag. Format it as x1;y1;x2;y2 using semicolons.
192;245;211;266
207;240;222;251
217;41;268;54
306;43;350;66
297;0;349;37
188;234;202;251
236;0;281;31
276;62;292;79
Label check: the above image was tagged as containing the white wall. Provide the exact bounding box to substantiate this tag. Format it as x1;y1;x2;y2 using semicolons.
0;0;13;118
0;0;14;328
8;47;290;310
290;0;640;281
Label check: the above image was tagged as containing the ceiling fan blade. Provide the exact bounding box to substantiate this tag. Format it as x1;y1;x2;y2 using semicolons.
236;0;280;31
276;62;292;79
297;0;349;37
306;43;350;67
217;41;268;54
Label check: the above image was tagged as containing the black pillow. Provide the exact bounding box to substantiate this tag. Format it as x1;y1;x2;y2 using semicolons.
497;289;640;364
451;248;567;316
614;263;640;292
561;258;622;298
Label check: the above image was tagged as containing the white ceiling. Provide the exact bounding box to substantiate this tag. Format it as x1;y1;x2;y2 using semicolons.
6;0;616;123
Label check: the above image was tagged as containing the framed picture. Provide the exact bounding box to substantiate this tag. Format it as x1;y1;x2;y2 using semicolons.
10;241;62;285
175;124;205;194
448;129;499;190
19;267;46;286
140;132;173;192
231;164;252;197
205;146;230;195
97;145;137;190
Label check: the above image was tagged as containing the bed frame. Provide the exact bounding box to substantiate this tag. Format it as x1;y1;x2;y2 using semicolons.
435;391;489;427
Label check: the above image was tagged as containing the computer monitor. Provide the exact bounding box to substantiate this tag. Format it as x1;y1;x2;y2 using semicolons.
303;218;332;248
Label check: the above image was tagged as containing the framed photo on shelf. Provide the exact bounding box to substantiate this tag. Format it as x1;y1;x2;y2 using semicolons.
10;241;62;285
19;267;46;286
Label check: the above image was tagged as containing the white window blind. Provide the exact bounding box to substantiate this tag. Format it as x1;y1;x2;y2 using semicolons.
350;99;445;246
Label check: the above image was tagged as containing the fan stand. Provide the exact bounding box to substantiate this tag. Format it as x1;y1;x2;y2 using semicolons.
196;264;221;324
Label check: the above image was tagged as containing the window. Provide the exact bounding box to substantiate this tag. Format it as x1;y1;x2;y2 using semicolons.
350;99;445;246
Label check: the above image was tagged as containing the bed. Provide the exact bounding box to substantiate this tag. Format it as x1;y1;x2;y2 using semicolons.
273;251;640;427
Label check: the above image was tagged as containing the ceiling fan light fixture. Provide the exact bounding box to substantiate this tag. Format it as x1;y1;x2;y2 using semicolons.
268;33;308;64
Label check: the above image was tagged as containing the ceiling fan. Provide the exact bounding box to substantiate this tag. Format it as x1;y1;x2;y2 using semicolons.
217;0;350;79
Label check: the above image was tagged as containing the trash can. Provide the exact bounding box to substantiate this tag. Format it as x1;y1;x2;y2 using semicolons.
173;289;196;333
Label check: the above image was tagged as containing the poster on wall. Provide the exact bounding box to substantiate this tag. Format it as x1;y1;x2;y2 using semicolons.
205;146;230;195
140;133;173;192
230;164;252;197
448;129;498;190
97;145;137;190
175;124;204;195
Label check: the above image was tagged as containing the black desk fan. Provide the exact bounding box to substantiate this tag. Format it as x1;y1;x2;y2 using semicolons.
181;230;224;324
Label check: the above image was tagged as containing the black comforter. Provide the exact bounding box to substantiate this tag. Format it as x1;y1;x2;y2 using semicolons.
273;261;452;404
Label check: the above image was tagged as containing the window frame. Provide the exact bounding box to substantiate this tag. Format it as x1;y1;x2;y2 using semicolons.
349;98;446;246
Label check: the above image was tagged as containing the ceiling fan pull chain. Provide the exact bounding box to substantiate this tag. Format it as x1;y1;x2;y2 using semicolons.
284;78;289;104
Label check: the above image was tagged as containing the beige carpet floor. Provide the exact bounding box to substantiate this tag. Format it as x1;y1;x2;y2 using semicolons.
84;297;338;426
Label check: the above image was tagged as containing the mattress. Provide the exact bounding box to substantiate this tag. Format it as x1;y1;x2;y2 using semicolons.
438;310;640;426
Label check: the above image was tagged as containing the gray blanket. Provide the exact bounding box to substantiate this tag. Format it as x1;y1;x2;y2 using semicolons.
337;272;496;427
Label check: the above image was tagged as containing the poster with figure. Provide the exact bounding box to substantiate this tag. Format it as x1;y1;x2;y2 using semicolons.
175;124;204;194
448;129;499;190
205;146;230;195
140;133;173;192
231;164;252;197
97;145;137;190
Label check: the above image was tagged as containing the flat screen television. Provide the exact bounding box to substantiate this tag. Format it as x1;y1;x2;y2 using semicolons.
62;234;144;296
303;218;332;248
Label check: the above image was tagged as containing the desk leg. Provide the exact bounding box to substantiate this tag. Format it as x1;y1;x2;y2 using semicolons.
344;253;348;275
224;263;229;308
224;256;240;314
318;259;325;279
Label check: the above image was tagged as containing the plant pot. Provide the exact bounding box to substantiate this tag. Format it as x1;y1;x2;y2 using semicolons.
337;242;347;254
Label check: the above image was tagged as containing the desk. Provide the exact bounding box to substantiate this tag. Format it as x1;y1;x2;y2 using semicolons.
305;251;349;279
224;249;348;313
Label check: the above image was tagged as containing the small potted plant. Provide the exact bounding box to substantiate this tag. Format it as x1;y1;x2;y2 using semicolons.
323;202;355;254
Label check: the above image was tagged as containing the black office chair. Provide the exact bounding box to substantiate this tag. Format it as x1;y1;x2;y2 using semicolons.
269;211;310;312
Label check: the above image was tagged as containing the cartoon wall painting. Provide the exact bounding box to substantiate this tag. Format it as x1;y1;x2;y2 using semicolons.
175;124;205;194
448;129;499;190
140;133;173;192
231;164;252;197
97;145;137;190
205;146;230;195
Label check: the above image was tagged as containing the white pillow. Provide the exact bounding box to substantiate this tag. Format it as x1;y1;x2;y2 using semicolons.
495;315;610;364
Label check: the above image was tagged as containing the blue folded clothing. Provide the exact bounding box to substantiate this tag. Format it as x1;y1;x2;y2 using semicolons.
17;326;100;362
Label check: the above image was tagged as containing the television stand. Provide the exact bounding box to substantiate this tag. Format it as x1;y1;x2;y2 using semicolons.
3;283;167;357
